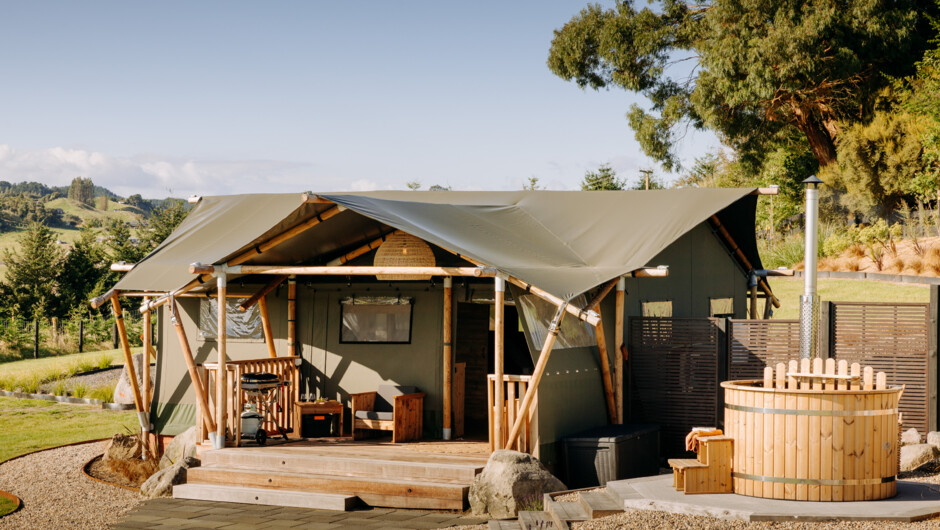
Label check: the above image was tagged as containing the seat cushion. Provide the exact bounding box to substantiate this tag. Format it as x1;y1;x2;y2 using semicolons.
375;385;418;412
355;410;394;421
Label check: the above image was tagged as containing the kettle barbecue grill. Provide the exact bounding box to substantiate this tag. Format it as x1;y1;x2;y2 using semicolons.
240;372;289;444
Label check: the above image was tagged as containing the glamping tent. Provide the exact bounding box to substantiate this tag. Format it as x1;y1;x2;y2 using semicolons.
101;189;770;468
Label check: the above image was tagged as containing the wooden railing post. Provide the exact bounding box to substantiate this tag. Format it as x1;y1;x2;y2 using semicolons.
443;277;453;440
494;276;505;448
614;277;625;424
215;273;227;448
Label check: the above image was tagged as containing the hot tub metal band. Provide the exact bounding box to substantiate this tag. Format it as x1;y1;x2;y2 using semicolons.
725;403;898;417
732;472;895;486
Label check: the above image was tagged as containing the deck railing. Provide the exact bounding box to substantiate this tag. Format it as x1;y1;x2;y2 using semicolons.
486;374;536;454
197;356;301;446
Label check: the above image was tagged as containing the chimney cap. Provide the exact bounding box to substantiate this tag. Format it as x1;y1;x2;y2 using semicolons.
802;175;824;187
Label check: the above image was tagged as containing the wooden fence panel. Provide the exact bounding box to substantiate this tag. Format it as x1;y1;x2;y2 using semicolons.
830;302;930;433
727;319;801;381
629;317;720;457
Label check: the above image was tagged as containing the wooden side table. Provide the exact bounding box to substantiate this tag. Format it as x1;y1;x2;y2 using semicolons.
294;400;344;438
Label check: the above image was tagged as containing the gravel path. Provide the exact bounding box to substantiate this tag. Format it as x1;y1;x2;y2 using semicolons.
0;441;143;530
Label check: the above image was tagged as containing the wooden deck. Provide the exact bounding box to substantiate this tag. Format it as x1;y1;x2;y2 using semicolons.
179;439;490;511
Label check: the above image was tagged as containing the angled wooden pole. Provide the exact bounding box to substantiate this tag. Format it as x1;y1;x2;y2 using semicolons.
505;275;600;326
238;276;288;311
593;306;617;424
443;277;453;440
258;296;278;358
506;302;566;450
494;276;506;449
287;276;297;357
215;272;228;447
325;230;401;266
614;278;625;424
168;297;216;434
111;293;144;413
709;215;780;308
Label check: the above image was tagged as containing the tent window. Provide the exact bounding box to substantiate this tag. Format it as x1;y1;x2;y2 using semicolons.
198;298;263;341
340;296;413;344
710;297;734;319
515;292;595;349
641;300;673;318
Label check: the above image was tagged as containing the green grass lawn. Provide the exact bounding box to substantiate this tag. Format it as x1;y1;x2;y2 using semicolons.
765;277;931;319
0;348;132;395
0;496;16;517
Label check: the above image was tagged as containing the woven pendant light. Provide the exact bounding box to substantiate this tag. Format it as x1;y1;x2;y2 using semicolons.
373;232;436;280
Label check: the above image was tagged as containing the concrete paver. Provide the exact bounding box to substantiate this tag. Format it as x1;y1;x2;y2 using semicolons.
615;475;940;522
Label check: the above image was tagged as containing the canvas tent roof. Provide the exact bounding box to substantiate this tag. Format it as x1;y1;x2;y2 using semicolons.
115;189;762;301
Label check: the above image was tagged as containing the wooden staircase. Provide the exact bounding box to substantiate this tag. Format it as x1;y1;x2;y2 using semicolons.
667;435;733;494
488;486;628;529
174;443;487;511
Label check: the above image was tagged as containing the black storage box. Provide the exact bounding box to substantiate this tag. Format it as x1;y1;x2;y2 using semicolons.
561;424;660;488
301;413;337;437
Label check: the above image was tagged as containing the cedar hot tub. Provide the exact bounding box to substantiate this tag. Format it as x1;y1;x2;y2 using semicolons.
721;359;902;501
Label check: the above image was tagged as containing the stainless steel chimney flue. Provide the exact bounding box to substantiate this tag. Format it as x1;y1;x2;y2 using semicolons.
799;175;824;359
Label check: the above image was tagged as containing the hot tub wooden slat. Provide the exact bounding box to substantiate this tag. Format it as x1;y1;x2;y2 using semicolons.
745;386;754;497
774;363;786;499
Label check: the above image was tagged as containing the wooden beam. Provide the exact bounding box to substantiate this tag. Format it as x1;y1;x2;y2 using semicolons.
230;206;345;267
506;275;601;326
190;264;497;277
585;278;620;312
111;293;144;413
506;302;566;450
614;278;625;424
238;276;288;311
752;188;779;195
325;230;402;266
90;288;117;309
258;296;277;358
139;275;212;313
111;262;135;272
287;277;297;357
593;306;617;424
187;195;202;204
216;273;227;446
629;267;669;278
142;296;152;413
766;269;795;276
494;277;505;449
709;215;780;308
301;193;334;204
169;297;216;434
442;277;453;440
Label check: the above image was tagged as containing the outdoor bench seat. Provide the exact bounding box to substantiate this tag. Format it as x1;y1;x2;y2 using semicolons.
350;385;424;443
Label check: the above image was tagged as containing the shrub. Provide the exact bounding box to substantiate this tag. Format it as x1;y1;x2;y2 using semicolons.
52;380;68;396
96;354;113;370
909;257;924;274
72;383;88;398
88;384;114;403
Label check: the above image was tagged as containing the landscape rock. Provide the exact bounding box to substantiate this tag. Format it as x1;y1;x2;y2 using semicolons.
927;431;940;451
469;449;566;518
901;428;923;446
141;456;200;498
102;433;141;463
114;352;146;405
159;425;199;469
900;443;938;472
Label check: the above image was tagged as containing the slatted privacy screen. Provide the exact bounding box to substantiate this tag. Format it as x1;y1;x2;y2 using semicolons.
727;319;801;381
830;302;930;433
628;317;720;457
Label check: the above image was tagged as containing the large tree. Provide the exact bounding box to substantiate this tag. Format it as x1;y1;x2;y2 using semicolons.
1;223;64;319
548;0;929;171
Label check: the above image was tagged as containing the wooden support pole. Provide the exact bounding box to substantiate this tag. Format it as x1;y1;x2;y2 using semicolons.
139;275;211;313
594;306;617;424
216;273;227;446
287;277;297;357
443;277;453;440
494;277;505;449
111;293;144;413
142;297;152;412
258;296;277;358
110;262;135;272
169;298;216;434
614;278;625;424
325;230;402;266
505;302;566;450
238;276;287;311
709;215;780;308
189;264;497;277
750;284;759;319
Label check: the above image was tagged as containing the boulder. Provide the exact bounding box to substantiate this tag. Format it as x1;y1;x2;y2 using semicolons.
927;431;940;452
159;426;199;470
900;443;938;472
901;428;922;446
141;456;200;498
102;433;141;463
114;352;146;405
469;450;566;518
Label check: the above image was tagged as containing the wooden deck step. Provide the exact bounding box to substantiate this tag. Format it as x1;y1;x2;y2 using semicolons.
186;465;468;510
577;491;622;518
519;510;556;529
545;497;588;530
488;521;522;530
667;458;706;469
202;446;484;482
172;483;357;511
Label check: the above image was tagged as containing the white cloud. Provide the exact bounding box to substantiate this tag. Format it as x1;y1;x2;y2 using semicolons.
0;144;338;199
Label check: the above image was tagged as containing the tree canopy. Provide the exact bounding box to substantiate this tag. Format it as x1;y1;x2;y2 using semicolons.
548;0;930;171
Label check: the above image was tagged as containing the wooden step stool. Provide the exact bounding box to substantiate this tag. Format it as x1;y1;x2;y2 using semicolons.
668;434;733;494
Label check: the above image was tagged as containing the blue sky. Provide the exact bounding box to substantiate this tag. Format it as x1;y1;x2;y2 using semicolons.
0;1;720;198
